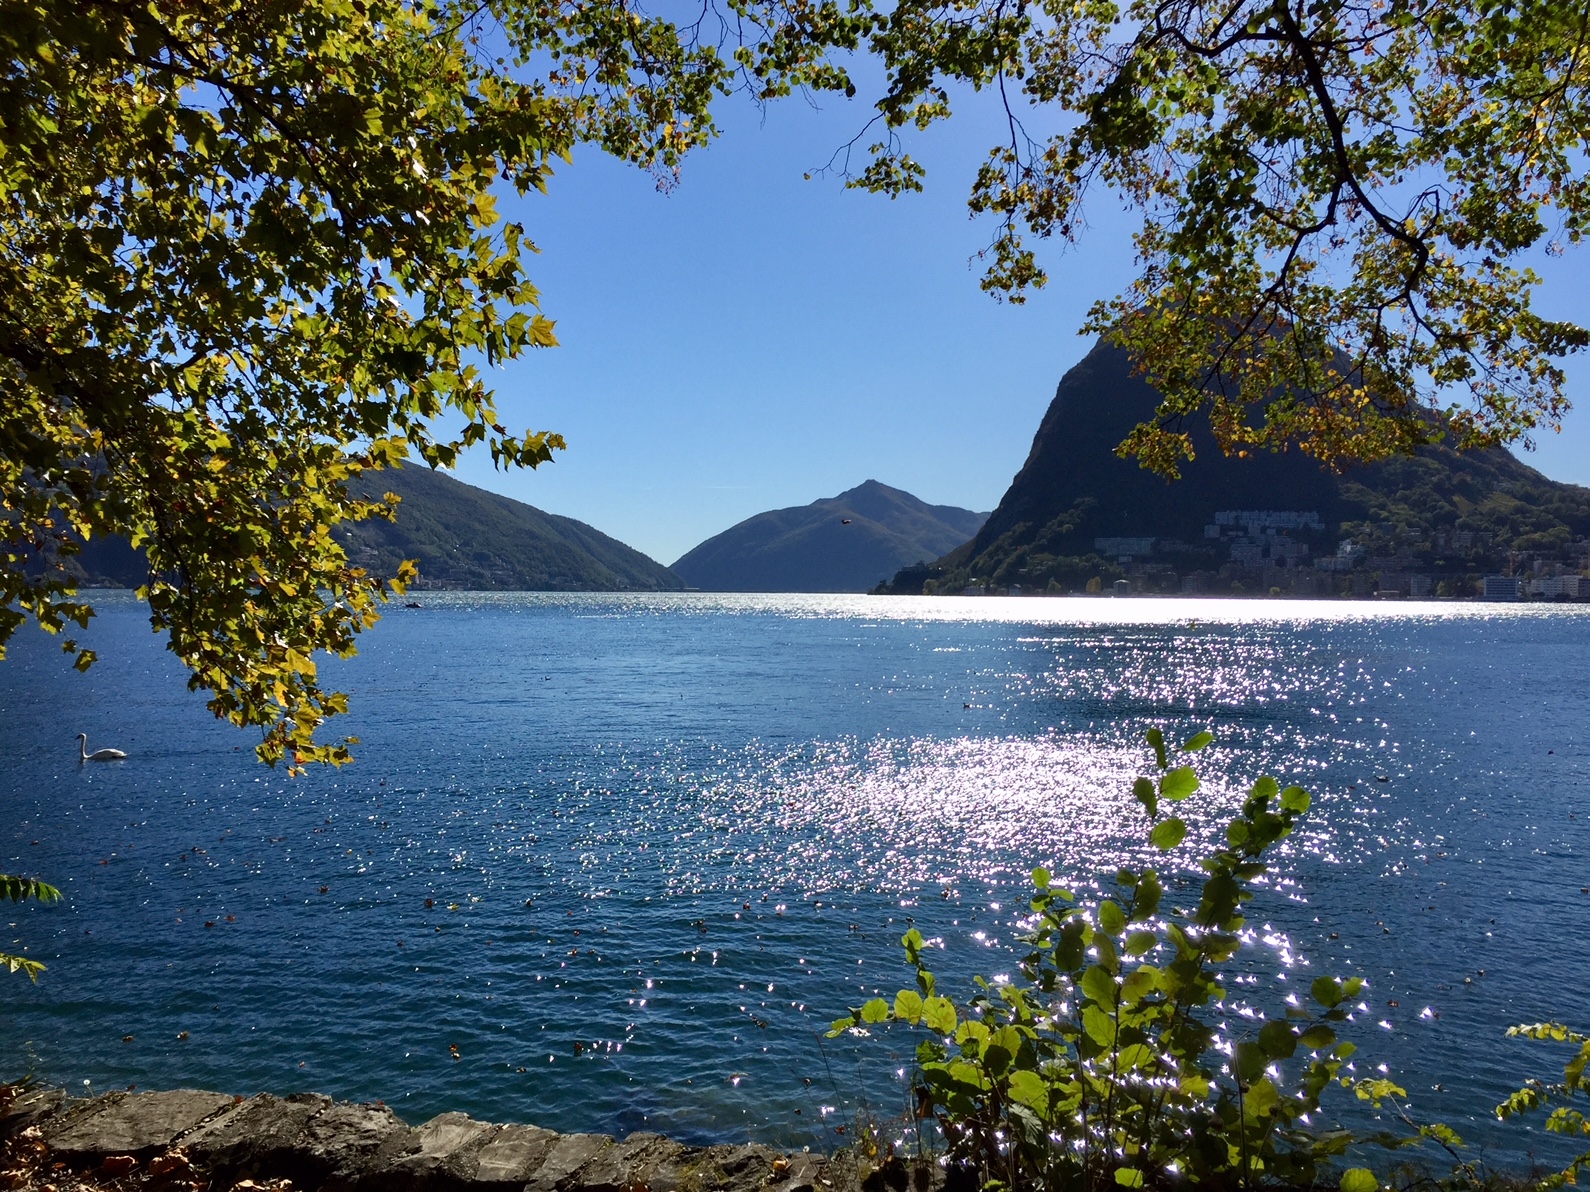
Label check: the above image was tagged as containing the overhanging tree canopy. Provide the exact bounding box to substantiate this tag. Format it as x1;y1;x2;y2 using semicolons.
0;0;843;767
5;0;1587;765
815;0;1590;474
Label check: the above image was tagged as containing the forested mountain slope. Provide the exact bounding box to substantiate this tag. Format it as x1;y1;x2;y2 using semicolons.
881;339;1590;595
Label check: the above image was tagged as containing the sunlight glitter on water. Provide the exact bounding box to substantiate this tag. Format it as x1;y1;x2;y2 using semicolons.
636;734;1155;894
423;589;1590;626
512;723;1393;917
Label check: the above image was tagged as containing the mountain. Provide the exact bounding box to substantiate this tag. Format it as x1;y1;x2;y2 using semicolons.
340;466;683;591
671;480;988;593
879;338;1590;597
51;466;683;592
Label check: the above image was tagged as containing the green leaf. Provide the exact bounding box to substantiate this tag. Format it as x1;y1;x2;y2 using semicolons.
1094;930;1121;974
1298;1024;1338;1051
923;995;958;1034
1120;966;1159;1003
982;1041;1014;1076
1083;1005;1117;1047
1281;785;1311;813
860;998;890;1024
1132;776;1157;816
1243;1077;1280;1120
1124;929;1158;957
1032;866;1051;888
1006;1068;1049;1113
1353;1077;1407;1105
1565;1039;1589;1089
947;1060;989;1093
1116;1042;1154;1071
1339;1169;1379;1192
1114;1169;1144;1188
1182;730;1214;752
988;1024;1024;1069
894;990;924;1024
1234;1040;1267;1083
1421;1123;1465;1148
1150;817;1187;850
1099;899;1127;936
955;1018;990;1046
1080;964;1117;1007
0;875;61;904
1312;976;1346;1008
1258;1018;1297;1058
1;953;46;982
1160;767;1199;801
1145;728;1167;770
1;873;59;986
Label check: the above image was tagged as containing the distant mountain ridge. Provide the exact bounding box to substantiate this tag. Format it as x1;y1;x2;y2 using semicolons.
342;466;683;591
672;480;988;593
53;466;683;592
882;338;1590;596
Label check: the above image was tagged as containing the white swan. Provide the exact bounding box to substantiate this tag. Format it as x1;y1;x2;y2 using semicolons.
77;733;127;762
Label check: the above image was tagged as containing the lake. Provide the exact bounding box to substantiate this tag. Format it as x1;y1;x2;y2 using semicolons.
1;593;1586;1168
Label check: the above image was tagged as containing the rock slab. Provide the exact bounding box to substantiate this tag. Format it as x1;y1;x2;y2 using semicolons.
0;1087;948;1192
43;1090;237;1160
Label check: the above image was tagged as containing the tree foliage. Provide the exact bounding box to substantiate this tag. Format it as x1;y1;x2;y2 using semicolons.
1498;1022;1590;1188
0;0;843;767
811;0;1590;475
0;874;60;983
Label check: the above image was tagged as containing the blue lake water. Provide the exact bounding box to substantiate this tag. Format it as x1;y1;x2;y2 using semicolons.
1;593;1587;1168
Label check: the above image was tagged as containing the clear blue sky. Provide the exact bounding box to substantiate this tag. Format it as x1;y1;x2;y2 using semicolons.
445;90;1590;567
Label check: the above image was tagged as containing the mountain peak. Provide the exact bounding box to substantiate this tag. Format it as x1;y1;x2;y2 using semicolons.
833;479;892;499
673;483;987;592
883;338;1590;596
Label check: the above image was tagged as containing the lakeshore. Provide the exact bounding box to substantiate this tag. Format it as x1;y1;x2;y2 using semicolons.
0;1086;898;1192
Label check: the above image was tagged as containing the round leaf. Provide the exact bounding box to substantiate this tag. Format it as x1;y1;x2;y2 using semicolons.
894;990;925;1024
1006;1069;1049;1114
1124;929;1158;957
1160;766;1200;801
860;998;890;1024
1281;785;1311;813
1083;1004;1117;1047
1312;976;1345;1008
924;995;958;1034
1150;817;1187;850
1081;964;1118;1007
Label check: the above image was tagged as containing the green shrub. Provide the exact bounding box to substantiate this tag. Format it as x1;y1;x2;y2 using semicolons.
830;730;1392;1192
1496;1023;1590;1188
